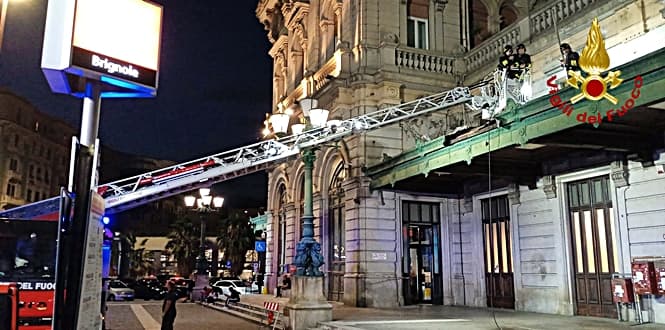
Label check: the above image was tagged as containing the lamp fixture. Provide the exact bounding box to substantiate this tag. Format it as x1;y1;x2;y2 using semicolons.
269;113;290;134
309;108;330;128
291;123;306;135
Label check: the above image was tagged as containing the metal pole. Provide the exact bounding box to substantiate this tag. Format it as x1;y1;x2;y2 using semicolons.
53;80;101;330
294;148;324;276
301;149;315;241
198;213;207;274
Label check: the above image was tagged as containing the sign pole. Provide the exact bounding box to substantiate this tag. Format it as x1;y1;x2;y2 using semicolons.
53;80;102;330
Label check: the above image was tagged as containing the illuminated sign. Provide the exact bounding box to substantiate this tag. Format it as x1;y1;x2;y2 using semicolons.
42;0;163;98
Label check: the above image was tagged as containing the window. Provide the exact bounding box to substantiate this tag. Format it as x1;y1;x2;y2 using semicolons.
29;165;34;178
407;17;428;49
9;159;18;172
27;189;32;202
13;134;19;147
36;167;42;181
276;184;288;275
6;182;17;197
45;170;50;184
327;163;346;301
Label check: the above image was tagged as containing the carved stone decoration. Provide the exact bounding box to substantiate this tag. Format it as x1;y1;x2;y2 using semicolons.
434;0;448;12
610;160;630;188
400;115;447;145
542;175;556;199
382;33;399;44
507;183;520;205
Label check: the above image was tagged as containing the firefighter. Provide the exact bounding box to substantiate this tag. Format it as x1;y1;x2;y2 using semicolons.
497;44;515;71
514;44;532;79
560;43;580;74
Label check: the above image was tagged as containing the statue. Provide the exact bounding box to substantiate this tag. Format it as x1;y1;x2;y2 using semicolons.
307;242;324;276
294;241;325;277
294;242;307;275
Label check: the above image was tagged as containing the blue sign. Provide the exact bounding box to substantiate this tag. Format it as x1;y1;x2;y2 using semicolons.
255;241;266;252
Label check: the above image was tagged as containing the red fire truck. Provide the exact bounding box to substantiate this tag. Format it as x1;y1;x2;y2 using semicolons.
0;218;58;330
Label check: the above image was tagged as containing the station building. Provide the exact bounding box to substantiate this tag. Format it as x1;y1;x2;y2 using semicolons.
256;0;665;322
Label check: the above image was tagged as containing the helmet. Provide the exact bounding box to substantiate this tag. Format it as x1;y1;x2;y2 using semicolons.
516;44;526;50
503;44;513;52
560;43;571;50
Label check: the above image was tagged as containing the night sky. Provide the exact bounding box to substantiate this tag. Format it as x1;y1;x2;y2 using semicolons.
0;0;273;208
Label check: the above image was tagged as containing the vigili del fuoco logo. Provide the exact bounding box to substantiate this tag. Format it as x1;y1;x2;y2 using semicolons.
548;18;643;124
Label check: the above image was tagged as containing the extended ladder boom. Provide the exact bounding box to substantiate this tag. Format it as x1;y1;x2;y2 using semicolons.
1;82;511;218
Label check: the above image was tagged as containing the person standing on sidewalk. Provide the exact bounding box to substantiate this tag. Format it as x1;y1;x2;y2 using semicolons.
161;280;178;330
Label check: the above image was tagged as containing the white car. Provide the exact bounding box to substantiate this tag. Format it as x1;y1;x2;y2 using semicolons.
212;280;248;296
107;280;135;301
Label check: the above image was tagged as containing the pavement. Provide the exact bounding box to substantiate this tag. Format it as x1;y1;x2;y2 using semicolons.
103;294;665;329
230;294;665;330
105;300;259;330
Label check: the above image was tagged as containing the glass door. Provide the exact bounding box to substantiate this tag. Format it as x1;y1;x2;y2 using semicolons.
402;201;442;305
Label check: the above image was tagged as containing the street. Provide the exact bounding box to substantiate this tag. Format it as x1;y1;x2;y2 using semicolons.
105;300;259;330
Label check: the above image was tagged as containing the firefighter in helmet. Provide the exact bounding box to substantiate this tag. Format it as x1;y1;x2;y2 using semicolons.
560;43;580;75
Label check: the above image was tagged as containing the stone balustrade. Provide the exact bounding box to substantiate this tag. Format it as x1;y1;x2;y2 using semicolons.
530;0;599;36
465;0;608;74
465;25;521;73
395;47;456;74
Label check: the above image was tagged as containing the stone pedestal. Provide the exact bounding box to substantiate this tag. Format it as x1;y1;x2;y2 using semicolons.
285;276;332;330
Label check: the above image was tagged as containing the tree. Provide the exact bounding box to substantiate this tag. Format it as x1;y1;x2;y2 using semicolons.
166;218;198;277
216;211;254;277
126;233;154;278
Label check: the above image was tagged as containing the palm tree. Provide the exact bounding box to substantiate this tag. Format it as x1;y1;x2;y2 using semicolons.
166;218;199;276
126;233;154;278
216;211;254;277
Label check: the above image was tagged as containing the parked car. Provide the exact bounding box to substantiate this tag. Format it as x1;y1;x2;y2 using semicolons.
211;280;249;296
132;278;166;300
107;280;135;301
170;277;194;299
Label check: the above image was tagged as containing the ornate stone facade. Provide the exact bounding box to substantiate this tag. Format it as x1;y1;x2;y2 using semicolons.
257;0;665;316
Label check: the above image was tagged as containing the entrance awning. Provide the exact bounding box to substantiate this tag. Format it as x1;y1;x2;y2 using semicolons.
368;48;665;194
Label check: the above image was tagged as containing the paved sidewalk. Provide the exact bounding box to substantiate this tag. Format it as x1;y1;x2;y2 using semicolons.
234;294;665;329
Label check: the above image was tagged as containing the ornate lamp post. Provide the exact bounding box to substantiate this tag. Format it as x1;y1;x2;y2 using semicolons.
184;188;224;275
267;98;332;329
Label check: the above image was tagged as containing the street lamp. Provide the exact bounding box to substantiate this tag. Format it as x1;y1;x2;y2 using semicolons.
184;188;224;276
264;98;334;329
265;97;330;276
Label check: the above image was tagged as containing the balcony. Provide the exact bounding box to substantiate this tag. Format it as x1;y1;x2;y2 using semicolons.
395;47;456;74
465;0;632;79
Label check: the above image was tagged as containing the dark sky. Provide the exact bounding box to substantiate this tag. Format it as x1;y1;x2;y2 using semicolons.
0;0;273;208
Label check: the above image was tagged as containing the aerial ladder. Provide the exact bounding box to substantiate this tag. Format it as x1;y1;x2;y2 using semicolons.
0;71;530;219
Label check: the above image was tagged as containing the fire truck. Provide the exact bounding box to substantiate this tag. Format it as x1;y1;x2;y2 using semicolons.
0;74;518;329
0;219;58;330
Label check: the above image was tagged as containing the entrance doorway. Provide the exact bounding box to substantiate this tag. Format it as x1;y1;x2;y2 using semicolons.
567;176;618;318
482;196;515;309
402;201;442;305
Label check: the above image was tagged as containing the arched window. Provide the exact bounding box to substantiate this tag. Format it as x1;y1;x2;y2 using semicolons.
327;163;346;301
276;183;288;275
320;1;339;62
499;4;518;30
469;0;489;48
